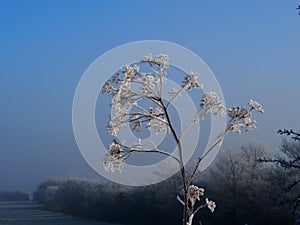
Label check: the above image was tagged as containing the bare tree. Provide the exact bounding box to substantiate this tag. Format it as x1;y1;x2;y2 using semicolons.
204;143;295;225
101;53;264;225
259;129;300;224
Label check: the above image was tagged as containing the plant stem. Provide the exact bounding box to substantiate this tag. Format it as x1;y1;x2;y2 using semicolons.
188;129;229;187
160;98;189;225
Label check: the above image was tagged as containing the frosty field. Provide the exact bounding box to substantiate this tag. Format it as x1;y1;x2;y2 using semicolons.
0;201;116;225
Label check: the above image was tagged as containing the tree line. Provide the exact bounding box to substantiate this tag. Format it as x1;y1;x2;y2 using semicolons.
0;190;29;201
35;140;300;225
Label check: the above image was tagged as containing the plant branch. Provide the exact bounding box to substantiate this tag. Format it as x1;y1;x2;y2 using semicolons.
179;108;207;141
166;86;188;108
177;195;185;206
188;129;229;186
115;139;180;163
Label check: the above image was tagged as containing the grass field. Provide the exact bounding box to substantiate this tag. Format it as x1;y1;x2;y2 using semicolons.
0;201;119;225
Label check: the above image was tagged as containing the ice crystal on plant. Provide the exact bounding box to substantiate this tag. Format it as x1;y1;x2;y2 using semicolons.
153;53;169;70
102;154;125;173
228;106;248;119
147;107;167;134
188;185;205;206
168;88;180;99
248;99;264;113
229;123;242;134
112;73;121;84
206;198;216;213
103;143;125;173
121;64;139;79
242;117;257;132
200;91;225;116
109;142;121;155
130;116;142;132
182;71;204;90
139;74;155;95
102;80;115;94
227;101;263;134
141;53;152;62
227;106;256;134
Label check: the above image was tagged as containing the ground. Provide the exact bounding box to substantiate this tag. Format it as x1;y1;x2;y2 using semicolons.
0;201;118;225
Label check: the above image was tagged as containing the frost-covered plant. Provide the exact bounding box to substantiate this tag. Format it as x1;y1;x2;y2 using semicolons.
101;53;264;225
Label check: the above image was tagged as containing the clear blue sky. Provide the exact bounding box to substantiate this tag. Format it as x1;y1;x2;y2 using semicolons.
0;0;299;192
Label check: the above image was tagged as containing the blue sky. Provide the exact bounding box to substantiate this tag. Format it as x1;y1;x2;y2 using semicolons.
0;0;299;192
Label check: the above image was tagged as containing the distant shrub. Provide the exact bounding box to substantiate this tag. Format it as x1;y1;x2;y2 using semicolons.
0;190;29;201
34;177;183;224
